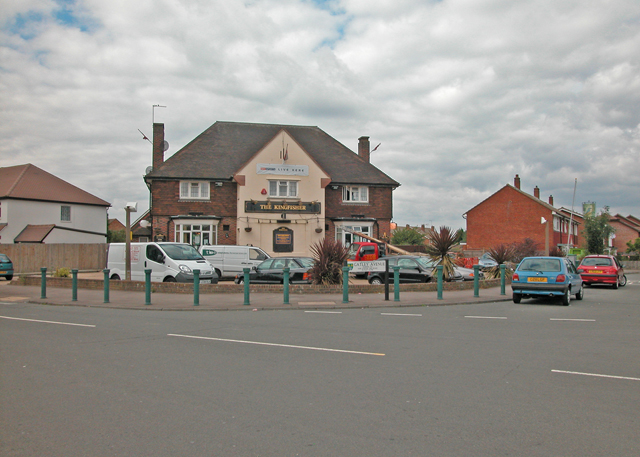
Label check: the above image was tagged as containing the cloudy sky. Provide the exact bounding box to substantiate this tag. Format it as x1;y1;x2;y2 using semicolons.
2;0;639;230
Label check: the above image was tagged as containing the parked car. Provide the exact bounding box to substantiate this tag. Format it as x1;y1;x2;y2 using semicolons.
366;255;485;284
234;257;314;284
577;255;626;289
511;256;583;306
0;253;14;281
478;252;498;269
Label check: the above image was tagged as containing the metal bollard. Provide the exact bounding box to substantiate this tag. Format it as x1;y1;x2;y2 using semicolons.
40;267;47;299
437;265;443;300
283;267;290;305
342;266;349;304
145;269;152;305
71;269;78;301
473;264;480;297
500;264;506;295
193;269;200;306
243;268;250;306
393;266;400;302
103;269;110;303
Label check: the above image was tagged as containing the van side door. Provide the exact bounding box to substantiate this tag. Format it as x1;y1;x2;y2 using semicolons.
145;244;169;282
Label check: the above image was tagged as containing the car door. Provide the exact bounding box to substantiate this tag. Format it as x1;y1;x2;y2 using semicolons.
397;258;422;283
565;259;582;291
251;259;274;283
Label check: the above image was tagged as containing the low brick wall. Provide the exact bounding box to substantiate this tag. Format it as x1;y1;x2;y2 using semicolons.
15;276;506;294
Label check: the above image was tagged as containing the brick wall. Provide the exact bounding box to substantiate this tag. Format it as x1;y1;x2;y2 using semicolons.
610;221;640;253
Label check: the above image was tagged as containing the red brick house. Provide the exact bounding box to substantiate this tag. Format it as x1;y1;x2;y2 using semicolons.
463;175;581;254
608;214;640;254
143;122;399;256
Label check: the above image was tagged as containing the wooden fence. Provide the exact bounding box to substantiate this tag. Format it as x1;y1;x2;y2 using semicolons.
0;244;108;274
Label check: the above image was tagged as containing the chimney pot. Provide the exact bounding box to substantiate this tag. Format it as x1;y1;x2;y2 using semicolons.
534;186;540;199
358;136;370;163
514;174;521;189
549;195;554;206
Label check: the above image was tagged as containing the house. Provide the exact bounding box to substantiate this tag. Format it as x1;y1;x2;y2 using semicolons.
144;122;399;256
463;174;581;254
108;218;125;232
0;164;110;244
608;214;640;254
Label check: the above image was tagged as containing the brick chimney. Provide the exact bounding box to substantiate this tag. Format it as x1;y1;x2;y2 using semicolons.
534;186;540;199
514;174;521;189
549;195;554;206
358;136;370;163
153;123;165;171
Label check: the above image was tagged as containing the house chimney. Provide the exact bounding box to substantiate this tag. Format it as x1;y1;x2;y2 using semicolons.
153;123;165;171
534;186;540;199
549;195;554;206
358;136;370;163
514;174;521;189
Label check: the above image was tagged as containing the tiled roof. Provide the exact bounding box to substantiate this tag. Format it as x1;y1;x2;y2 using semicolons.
463;184;556;216
146;121;399;186
0;164;111;207
14;224;55;243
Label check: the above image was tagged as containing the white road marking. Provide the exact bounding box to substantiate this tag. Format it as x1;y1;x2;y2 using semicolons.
552;370;640;382
0;315;95;327
464;316;507;319
381;313;422;317
550;318;596;322
168;333;385;356
304;310;342;314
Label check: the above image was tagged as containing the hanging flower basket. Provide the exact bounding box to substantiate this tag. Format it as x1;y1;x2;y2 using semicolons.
245;227;252;232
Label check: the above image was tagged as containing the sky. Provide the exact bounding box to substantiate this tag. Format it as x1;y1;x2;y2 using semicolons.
1;0;639;231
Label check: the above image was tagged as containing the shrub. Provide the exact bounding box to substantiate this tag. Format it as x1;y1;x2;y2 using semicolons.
484;244;515;279
425;226;462;281
308;238;350;285
511;238;539;264
53;267;71;278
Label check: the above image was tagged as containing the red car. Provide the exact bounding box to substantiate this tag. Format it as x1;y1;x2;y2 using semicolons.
577;255;627;289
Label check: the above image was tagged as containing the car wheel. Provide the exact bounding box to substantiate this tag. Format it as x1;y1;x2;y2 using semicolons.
369;277;383;285
620;275;627;287
6;275;13;281
575;285;584;300
512;293;522;304
163;276;176;283
562;288;571;306
237;277;244;284
613;278;619;289
215;269;222;279
110;274;121;280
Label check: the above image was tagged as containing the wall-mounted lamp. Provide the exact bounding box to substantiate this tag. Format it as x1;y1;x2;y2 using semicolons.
331;185;339;190
215;182;223;187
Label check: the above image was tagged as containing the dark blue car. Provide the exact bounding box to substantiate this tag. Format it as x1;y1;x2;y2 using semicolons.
511;256;583;306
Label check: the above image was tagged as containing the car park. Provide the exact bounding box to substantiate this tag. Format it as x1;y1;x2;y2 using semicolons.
577;255;626;289
0;253;14;281
234;257;314;284
511;256;583;306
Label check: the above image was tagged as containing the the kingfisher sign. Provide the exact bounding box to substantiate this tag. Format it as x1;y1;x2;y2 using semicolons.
245;201;321;213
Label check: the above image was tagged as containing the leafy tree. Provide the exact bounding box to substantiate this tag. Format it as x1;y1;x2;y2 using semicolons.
391;227;426;246
583;207;615;255
626;238;640;256
308;238;349;285
107;229;126;243
425;226;462;280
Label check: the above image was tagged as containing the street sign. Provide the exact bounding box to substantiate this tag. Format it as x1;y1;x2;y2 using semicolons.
348;260;387;273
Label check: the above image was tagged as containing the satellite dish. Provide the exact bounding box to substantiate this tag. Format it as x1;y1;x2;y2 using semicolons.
145;166;153;175
163;140;169;152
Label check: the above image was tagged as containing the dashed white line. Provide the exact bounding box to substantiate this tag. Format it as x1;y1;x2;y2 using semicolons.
0;315;95;327
168;333;385;356
464;316;507;319
381;313;422;317
550;318;596;322
552;370;640;381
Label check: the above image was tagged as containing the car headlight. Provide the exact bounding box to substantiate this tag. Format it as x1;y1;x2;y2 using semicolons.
179;264;193;274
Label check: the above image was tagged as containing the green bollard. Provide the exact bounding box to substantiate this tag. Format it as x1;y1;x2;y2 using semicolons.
71;269;78;302
144;269;152;305
342;266;349;304
40;267;47;299
243;268;250;306
283;267;290;305
473;264;480;297
437;265;443;300
500;264;506;295
103;269;110;303
393;266;400;302
193;269;200;306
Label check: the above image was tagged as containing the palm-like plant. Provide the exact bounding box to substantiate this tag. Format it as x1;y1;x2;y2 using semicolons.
485;244;515;279
425;226;462;280
308;237;350;285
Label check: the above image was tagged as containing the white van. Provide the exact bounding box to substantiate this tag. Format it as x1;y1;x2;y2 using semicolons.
200;245;270;279
107;242;218;283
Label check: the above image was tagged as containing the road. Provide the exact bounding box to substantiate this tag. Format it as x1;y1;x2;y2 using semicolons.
1;274;639;456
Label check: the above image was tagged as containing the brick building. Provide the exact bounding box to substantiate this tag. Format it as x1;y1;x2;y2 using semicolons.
144;122;399;256
463;175;581;253
608;214;640;254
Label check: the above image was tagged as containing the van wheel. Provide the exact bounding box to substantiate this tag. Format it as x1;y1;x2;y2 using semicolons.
110;274;121;280
163;277;176;283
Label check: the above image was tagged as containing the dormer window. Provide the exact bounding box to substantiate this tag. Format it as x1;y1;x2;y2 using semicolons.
180;181;210;200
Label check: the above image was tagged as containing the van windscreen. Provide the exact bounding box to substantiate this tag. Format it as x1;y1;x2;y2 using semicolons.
161;244;204;261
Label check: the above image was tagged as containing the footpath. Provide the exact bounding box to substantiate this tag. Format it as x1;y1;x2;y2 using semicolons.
0;279;511;311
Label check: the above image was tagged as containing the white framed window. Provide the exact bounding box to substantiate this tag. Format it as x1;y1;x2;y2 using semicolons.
335;223;372;248
180;181;210;200
61;205;71;222
174;222;216;247
342;186;368;203
553;216;561;232
268;180;298;198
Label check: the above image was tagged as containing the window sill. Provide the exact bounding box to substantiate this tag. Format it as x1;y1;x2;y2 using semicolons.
178;199;211;202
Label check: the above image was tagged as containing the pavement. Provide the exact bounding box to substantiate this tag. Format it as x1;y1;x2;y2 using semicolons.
0;277;511;311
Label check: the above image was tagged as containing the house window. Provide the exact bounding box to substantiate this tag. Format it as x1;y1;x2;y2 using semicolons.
268;180;298;198
342;186;368;203
175;223;214;247
335;224;372;247
180;181;210;200
61;205;71;222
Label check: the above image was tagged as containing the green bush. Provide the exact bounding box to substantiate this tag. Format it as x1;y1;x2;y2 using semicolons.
53;267;71;278
308;238;349;285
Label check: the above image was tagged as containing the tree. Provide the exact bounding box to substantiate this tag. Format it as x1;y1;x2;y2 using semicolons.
583;207;615;255
626;238;640;257
107;229;126;243
391;227;425;245
308;238;350;285
511;238;539;263
424;226;462;280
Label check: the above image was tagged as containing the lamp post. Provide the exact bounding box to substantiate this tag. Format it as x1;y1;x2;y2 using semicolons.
125;202;138;280
541;216;549;256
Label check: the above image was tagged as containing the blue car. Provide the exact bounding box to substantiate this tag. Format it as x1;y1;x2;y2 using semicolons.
0;253;14;281
511;256;583;306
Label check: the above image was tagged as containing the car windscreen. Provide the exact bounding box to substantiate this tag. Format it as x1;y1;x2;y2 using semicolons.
296;258;315;268
416;257;436;269
0;254;10;262
581;257;612;266
518;258;561;272
160;244;204;261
